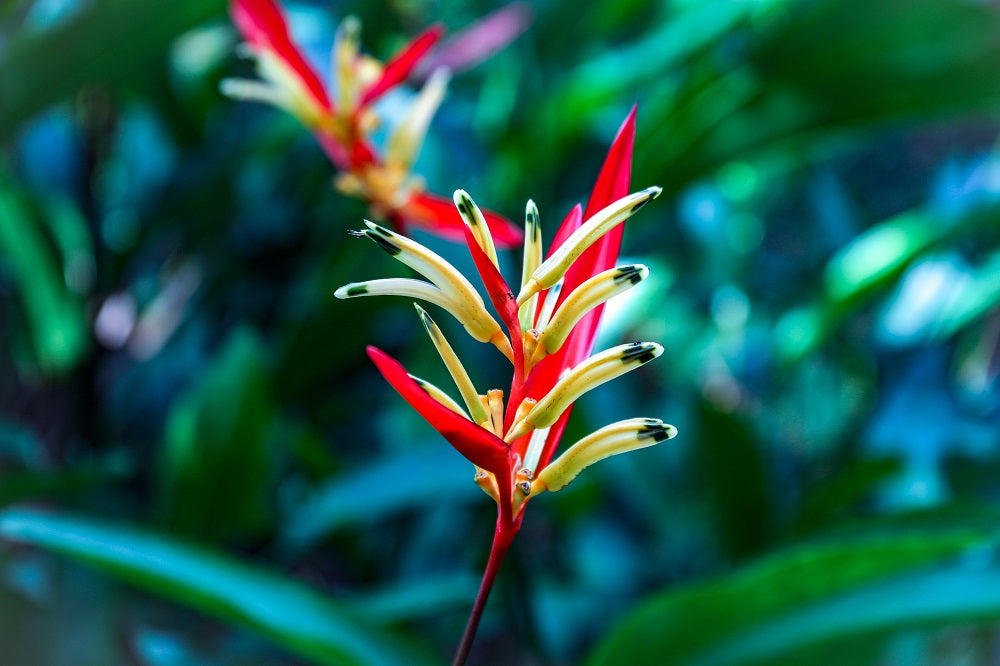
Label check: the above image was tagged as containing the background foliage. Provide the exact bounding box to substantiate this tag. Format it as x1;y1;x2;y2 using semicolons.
3;0;1000;663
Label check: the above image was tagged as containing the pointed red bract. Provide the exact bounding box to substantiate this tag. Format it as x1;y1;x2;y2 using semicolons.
349;139;379;170
359;24;445;107
367;346;511;475
480;207;525;248
314;132;351;170
553;107;636;367
403;192;523;247
462;227;524;399
521;109;637;467
230;0;332;113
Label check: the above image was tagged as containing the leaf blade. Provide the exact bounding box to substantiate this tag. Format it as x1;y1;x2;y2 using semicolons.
0;507;434;666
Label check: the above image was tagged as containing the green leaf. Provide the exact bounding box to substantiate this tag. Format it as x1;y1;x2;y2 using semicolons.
695;400;771;560
932;250;1000;339
0;0;224;141
643;0;1000;191
587;512;1000;666
0;507;435;666
281;448;480;553
793;458;901;534
776;198;1000;361
823;211;940;308
0;179;88;372
352;573;479;625
0;452;131;508
158;328;276;542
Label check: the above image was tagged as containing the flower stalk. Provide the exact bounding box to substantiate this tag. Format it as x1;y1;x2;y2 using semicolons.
337;108;677;661
452;523;516;666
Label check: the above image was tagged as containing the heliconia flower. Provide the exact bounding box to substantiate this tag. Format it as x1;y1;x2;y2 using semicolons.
335;109;677;663
223;0;522;247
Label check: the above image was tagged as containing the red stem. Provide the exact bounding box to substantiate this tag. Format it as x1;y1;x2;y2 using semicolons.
452;522;516;666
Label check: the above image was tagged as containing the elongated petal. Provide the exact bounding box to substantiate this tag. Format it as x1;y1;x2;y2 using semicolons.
517;187;660;304
533;418;676;492
334;277;454;309
414;304;491;425
230;0;332;112
535;264;648;359
358;24;445;107
454;190;499;269
386;68;450;170
529;202;580;329
334;16;362;111
356;222;506;347
360;221;483;305
506;342;663;441
367;347;510;475
462;224;519;367
402;192;523;248
518;200;543;331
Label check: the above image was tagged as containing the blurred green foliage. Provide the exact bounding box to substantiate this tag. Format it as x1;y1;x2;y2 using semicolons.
2;0;1000;664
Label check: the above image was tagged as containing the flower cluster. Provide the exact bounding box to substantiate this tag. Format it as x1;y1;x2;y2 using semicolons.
223;0;522;246
335;111;675;660
337;109;674;526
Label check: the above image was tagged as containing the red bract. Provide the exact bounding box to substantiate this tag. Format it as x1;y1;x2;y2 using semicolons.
224;0;522;247
401;192;524;247
337;110;676;664
518;106;638;470
366;346;511;477
357;25;444;107
230;0;332;114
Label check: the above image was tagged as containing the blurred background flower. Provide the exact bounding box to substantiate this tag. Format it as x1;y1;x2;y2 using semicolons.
2;0;1000;664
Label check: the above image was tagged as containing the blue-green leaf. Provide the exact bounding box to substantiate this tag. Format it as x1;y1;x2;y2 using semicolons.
158;328;275;542
0;180;88;372
588;513;1000;666
0;507;435;666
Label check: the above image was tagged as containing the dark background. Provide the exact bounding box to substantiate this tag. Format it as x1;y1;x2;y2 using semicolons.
3;0;1000;664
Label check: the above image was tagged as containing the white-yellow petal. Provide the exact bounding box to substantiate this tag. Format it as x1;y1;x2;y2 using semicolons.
517;186;661;305
360;221;485;307
219;78;288;108
534;264;649;360
414;304;491;425
355;223;504;345
533;418;676;492
505;342;663;441
518;200;543;331
454;190;498;269
387;68;450;170
334;15;362;110
532;280;562;332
